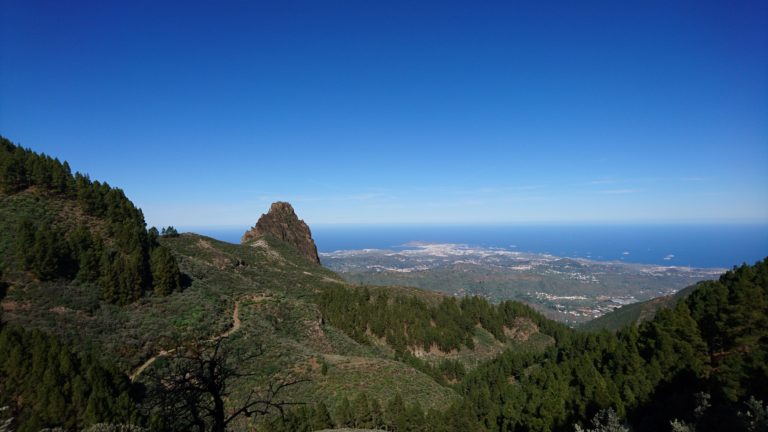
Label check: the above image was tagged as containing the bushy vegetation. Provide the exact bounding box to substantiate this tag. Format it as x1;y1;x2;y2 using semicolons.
265;392;476;432
394;351;468;385
0;136;181;304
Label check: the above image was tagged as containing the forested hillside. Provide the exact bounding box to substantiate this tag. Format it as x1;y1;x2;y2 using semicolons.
580;284;700;332
317;285;570;352
448;258;768;431
0;137;182;303
0;324;140;431
267;259;767;432
1;138;766;432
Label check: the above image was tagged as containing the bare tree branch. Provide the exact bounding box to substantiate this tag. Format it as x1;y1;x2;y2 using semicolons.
143;335;308;432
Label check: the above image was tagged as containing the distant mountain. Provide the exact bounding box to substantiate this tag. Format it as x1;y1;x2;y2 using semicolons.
242;201;321;265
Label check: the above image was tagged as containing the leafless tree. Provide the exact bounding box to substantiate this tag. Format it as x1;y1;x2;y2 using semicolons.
144;336;307;432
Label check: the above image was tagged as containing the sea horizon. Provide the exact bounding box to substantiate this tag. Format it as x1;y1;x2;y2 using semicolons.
180;223;768;269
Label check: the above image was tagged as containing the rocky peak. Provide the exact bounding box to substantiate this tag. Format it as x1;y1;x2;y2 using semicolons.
241;202;320;265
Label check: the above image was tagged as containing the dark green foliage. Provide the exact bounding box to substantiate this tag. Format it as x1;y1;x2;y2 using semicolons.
13;219;38;269
99;249;145;304
580;284;699;332
352;393;373;428
333;396;354;428
147;227;160;246
439;358;467;382
311;402;334;430
15;221;76;280
386;393;408;431
451;258;768;432
0;139;72;195
391;350;467;386
270;393;424;432
315;283;568;390
160;226;179;238
315;284;569;354
149;246;182;296
0;325;140;431
0;136;181;304
69;225;104;283
0;269;5;324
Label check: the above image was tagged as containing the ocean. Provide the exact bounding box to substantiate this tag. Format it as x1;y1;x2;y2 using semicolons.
183;224;768;269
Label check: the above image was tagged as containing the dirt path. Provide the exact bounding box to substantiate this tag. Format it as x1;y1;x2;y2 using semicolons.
129;347;177;381
130;298;246;382
222;301;241;338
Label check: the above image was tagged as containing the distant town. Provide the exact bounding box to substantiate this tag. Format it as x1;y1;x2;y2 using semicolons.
322;243;723;324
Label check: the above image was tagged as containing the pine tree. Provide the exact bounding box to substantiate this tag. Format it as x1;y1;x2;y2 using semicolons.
1;137;183;305
147;227;160;247
353;393;373;429
30;224;75;280
370;397;384;430
160;226;179;238
405;401;426;432
0;270;5;325
386;394;407;432
311;402;334;430
334;397;354;428
150;246;181;296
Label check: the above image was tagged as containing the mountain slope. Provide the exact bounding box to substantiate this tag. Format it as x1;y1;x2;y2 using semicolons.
449;257;768;432
2;212;557;430
0;137;182;304
1;228;462;427
580;284;699;331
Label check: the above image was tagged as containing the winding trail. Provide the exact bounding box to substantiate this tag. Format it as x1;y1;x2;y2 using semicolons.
129;296;261;382
222;301;241;338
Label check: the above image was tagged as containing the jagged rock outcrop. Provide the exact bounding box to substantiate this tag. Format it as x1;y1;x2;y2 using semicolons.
241;202;321;265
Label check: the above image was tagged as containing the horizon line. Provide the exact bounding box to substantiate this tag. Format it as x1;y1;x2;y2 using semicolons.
174;220;768;230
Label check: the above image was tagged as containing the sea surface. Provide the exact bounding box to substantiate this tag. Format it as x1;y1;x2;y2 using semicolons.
183;224;768;269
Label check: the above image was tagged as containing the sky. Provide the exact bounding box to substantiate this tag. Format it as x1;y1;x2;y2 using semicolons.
1;0;767;227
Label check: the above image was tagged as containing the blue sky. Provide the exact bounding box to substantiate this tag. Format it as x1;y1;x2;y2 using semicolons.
1;1;766;226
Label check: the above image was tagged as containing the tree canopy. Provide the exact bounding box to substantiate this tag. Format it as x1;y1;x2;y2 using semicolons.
1;136;182;304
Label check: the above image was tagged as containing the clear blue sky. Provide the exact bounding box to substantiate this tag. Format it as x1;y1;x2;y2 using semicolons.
1;1;766;226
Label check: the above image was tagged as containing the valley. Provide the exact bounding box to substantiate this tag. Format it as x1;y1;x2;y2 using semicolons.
321;243;723;324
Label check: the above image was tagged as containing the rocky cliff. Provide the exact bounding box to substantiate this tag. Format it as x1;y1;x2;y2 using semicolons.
241;202;321;265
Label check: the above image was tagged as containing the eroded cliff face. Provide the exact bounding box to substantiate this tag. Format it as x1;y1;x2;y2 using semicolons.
241;201;321;265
